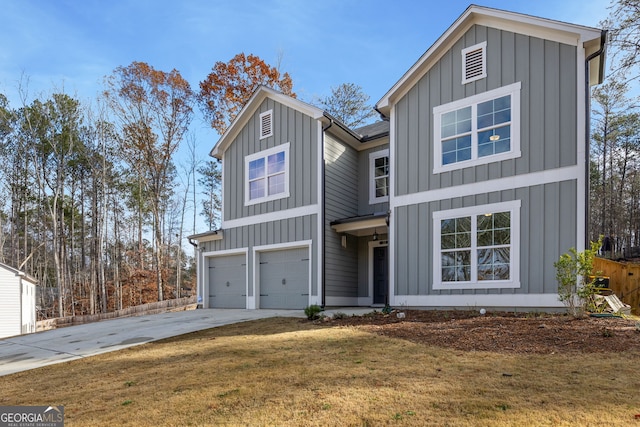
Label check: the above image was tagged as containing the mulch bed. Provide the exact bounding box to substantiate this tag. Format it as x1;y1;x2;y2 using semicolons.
319;310;640;354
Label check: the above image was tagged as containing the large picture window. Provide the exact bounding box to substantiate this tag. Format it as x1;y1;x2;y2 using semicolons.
245;143;290;205
432;200;521;290
369;149;389;204
433;82;521;173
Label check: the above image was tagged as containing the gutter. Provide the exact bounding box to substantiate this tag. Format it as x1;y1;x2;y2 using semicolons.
584;29;608;248
320;116;333;309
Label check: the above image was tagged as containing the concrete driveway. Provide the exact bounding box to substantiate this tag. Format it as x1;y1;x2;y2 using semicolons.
0;309;309;377
0;307;373;377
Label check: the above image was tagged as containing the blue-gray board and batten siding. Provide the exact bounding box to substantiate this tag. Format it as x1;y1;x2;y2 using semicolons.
394;25;577;197
392;25;579;298
222;98;319;221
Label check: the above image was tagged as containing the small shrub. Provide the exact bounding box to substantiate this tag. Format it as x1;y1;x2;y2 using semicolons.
554;238;602;318
304;304;322;320
332;312;347;320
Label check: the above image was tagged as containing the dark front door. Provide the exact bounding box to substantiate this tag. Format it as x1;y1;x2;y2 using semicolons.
373;246;388;305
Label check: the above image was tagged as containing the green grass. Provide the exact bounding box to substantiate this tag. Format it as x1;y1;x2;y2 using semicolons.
1;317;639;426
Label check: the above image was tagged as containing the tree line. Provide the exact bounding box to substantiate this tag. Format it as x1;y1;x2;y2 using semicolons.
0;53;375;319
589;0;640;256
2;0;634;319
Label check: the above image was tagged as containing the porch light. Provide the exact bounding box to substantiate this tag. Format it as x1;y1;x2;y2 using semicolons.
373;229;379;241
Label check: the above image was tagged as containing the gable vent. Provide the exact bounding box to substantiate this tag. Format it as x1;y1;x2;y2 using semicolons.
462;42;487;84
259;110;273;139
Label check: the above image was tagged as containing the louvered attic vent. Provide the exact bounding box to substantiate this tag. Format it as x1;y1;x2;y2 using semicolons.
259;110;273;139
462;42;487;84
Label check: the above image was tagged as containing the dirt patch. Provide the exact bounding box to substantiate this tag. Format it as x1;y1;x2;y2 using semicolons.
319;310;640;354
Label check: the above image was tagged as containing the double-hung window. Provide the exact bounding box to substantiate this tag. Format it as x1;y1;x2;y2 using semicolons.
369;149;389;204
432;200;520;290
245;143;290;205
433;82;521;173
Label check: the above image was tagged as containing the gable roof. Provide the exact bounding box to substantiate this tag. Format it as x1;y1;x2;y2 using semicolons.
210;86;326;159
376;4;606;116
0;262;38;284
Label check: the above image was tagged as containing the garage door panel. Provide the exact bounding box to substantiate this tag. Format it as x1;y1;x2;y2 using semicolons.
209;255;246;308
259;248;309;309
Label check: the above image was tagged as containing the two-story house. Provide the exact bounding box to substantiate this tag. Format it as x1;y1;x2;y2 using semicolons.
188;5;606;311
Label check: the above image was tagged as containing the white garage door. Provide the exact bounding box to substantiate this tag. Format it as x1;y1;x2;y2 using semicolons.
208;254;246;308
259;247;309;309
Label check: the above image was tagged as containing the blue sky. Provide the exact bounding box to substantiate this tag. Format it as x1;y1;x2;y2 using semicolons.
0;0;613;232
1;0;612;116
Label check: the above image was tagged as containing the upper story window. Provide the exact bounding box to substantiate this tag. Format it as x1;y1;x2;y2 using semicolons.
245;143;289;206
259;110;273;139
369;149;389;204
433;82;521;173
461;42;487;84
432;200;521;290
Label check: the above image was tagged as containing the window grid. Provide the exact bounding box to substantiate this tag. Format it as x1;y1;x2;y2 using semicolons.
245;143;289;206
369;149;390;204
440;211;511;283
433;82;521;173
433;200;520;290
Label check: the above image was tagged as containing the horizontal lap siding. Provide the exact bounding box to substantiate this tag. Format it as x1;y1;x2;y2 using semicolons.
0;271;20;338
224;98;318;221
324;135;359;297
394;25;577;197
394;181;577;296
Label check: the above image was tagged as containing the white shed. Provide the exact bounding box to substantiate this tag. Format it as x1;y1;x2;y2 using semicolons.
0;263;38;339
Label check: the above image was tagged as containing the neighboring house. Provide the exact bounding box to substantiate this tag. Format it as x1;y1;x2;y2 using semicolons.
189;5;606;311
0;263;38;339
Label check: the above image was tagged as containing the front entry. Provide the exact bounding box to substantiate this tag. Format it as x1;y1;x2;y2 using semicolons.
373;245;388;305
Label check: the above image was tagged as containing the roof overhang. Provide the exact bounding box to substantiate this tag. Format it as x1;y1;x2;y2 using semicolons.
0;262;38;284
187;230;224;243
210;86;326;159
376;4;606;116
330;213;389;237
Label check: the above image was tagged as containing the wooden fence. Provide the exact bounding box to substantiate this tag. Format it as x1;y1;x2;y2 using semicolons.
593;257;640;315
37;295;198;331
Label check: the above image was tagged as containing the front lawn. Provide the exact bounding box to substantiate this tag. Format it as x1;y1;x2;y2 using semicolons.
2;315;639;426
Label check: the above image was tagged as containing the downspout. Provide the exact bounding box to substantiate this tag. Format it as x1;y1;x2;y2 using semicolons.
321;117;333;309
187;237;200;307
584;29;608;248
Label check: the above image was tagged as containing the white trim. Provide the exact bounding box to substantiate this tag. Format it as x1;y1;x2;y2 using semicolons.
368;240;389;305
391;293;564;308
221;151;226;223
317;120;324;307
576;38;588;253
369;149;390;204
433;82;521;174
259;110;273;139
245;142;290;206
432;200;521;290
212;86;325;158
252;240;313;309
201;248;249;309
393;165;579;208
223;204;319;229
388;105;396;308
462;41;487;84
376;5;602;114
